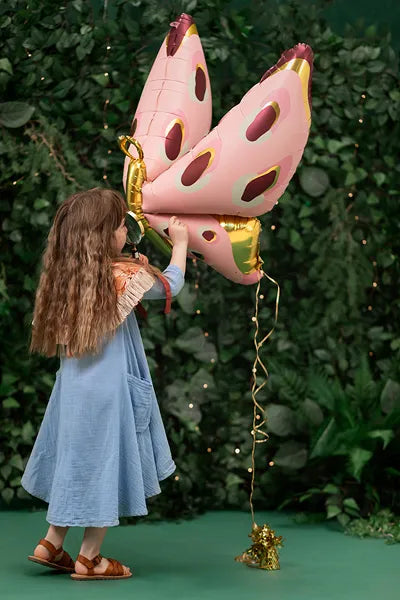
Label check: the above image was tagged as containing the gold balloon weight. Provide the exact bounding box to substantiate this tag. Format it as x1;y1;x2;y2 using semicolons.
234;268;283;570
235;522;283;570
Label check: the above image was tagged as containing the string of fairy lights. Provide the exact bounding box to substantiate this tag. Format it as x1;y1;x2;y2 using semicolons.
102;39;112;182
355;91;380;358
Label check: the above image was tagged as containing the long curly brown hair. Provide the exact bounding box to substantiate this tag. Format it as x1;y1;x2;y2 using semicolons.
30;187;161;358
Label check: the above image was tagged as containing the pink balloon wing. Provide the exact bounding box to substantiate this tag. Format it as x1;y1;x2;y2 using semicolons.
146;213;263;285
123;13;212;184
141;44;313;217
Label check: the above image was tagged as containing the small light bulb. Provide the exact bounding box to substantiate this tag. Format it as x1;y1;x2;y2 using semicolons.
256;414;260;420
107;149;112;154
106;45;111;50
260;294;264;299
188;403;193;408
105;99;110;104
12;181;17;185
362;239;367;245
271;225;276;230
103;124;108;129
174;475;180;481
196;309;201;314
210;358;215;364
251;316;256;322
104;72;109;77
207;447;212;453
359;118;363;123
204;332;209;337
203;383;208;389
361;94;366;99
368;305;373;311
103;174;107;180
235;448;240;454
195;283;199;289
372;282;378;288
41;76;45;81
355;215;359;220
348;192;353;198
269;461;274;467
355;143;359;148
248;467;253;473
369;351;374;356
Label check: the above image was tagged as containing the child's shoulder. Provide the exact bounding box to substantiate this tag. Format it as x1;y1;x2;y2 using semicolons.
112;260;145;297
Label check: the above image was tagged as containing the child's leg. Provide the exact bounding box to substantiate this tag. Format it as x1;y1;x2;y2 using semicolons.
33;525;69;560
74;527;131;576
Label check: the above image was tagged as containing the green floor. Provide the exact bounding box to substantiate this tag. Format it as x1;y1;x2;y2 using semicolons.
1;509;398;600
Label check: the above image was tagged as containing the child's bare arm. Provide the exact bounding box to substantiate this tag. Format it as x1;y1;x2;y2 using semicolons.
168;216;188;276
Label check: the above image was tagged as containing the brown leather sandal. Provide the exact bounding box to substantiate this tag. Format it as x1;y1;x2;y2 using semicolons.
28;537;75;573
70;553;133;581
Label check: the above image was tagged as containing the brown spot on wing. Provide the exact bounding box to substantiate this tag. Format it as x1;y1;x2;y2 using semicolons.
195;66;206;101
181;150;213;186
241;167;280;202
202;230;216;242
246;102;279;141
165;122;183;160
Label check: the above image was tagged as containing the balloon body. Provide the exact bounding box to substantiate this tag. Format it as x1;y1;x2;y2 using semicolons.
122;13;313;285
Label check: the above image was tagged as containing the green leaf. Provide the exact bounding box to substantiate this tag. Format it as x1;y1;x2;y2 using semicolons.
327;504;342;519
322;483;340;494
1;488;14;504
0;58;13;75
0;464;12;479
343;497;360;512
273;441;308;469
266;403;296;436
90;73;109;86
8;454;24;471
176;284;196;314
299;167;330;198
380;379;400;414
348;448;373;481
175;327;217;363
367;430;394;449
302;398;324;426
310;418;337;458
337;512;351;527
2;397;20;409
0;102;35;127
373;173;386;186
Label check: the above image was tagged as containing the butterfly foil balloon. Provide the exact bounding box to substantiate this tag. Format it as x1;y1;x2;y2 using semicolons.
120;13;313;285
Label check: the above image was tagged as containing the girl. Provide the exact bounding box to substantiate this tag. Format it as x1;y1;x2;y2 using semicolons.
21;187;188;581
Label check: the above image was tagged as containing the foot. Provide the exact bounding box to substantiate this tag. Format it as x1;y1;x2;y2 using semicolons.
34;539;64;563
74;555;131;577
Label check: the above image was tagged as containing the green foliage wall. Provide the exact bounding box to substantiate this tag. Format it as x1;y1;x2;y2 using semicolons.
1;0;399;526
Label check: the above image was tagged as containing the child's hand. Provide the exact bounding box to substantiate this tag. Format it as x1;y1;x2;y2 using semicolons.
137;252;149;266
168;216;188;246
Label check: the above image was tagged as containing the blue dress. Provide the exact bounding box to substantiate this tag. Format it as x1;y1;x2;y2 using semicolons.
21;264;185;527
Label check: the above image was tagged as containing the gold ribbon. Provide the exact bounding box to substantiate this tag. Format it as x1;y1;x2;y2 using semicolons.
235;267;283;570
